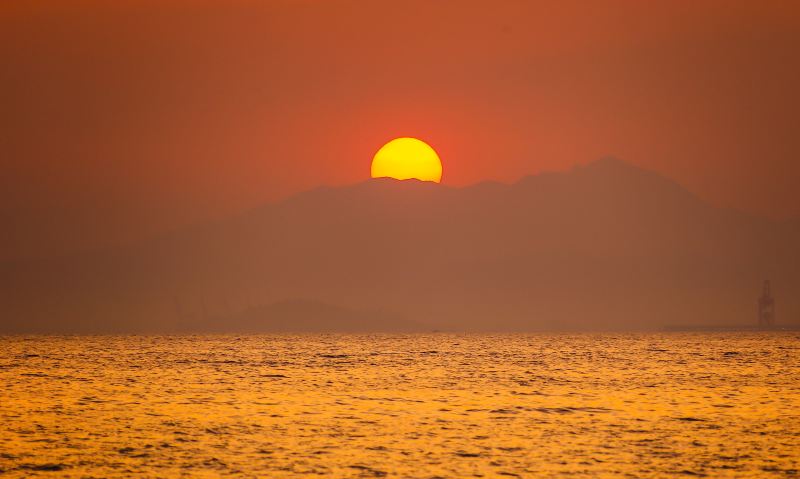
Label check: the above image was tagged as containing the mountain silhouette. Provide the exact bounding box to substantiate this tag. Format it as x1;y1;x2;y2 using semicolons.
2;158;798;333
199;299;423;333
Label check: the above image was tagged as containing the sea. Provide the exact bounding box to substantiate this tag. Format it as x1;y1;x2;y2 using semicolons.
1;333;798;478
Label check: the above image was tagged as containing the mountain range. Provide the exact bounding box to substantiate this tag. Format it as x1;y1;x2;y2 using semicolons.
2;157;798;333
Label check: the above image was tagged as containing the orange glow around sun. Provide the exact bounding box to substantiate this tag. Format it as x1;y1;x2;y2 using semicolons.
371;138;442;183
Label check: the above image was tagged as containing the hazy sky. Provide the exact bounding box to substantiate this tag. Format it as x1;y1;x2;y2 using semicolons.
1;0;799;260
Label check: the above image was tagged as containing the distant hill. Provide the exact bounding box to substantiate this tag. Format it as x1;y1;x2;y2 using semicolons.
191;299;425;333
2;157;798;333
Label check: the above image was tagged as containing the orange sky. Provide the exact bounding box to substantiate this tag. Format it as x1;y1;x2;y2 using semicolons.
1;0;799;260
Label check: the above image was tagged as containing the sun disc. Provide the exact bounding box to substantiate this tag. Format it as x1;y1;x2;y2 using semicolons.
371;138;442;183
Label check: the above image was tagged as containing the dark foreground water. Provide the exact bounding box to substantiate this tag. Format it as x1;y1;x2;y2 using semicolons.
0;334;798;478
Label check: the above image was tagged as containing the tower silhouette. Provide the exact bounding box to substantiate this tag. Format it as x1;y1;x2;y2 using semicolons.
758;280;775;328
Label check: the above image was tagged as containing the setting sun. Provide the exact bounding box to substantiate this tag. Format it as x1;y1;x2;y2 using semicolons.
371;137;442;183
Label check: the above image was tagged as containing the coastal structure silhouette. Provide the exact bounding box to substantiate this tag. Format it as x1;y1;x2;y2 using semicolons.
759;280;775;328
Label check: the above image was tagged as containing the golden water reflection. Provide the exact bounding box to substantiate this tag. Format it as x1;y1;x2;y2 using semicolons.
1;334;798;477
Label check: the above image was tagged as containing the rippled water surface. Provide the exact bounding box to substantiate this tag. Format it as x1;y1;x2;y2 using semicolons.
1;334;799;478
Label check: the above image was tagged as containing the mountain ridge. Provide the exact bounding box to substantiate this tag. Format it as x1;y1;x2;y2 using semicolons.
2;158;797;333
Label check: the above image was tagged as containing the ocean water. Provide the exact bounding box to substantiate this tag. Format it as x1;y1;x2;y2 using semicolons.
0;333;798;478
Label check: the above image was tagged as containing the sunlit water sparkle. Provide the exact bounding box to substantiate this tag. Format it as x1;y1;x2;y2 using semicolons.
1;334;798;478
